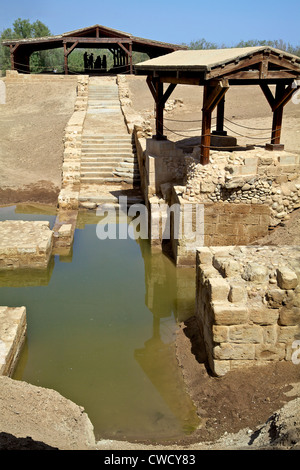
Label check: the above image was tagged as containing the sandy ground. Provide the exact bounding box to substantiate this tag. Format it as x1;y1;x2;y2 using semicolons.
0;75;299;451
0;79;77;205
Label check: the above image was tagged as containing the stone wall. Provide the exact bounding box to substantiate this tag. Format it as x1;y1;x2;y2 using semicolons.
0;221;53;270
184;148;300;227
0;307;27;376
58;75;89;210
196;246;300;376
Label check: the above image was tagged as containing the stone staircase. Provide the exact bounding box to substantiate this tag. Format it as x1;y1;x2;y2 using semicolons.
80;134;140;185
78;77;143;207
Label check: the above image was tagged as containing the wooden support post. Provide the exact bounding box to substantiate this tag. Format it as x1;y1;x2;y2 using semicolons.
155;80;165;140
270;83;285;148
201;85;212;165
261;81;299;151
212;96;227;136
146;77;177;140
200;80;229;164
10;45;15;70
129;43;133;74
64;43;68;75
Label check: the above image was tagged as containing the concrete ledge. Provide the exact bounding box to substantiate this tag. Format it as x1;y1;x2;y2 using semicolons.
0;307;27;376
0;221;53;270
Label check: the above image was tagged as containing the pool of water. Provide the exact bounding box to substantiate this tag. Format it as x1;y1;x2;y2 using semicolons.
0;205;199;442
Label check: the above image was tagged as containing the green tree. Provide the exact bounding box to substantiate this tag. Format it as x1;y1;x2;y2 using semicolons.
0;18;54;74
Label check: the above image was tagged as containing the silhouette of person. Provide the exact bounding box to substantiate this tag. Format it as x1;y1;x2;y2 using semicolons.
95;55;101;70
88;53;94;69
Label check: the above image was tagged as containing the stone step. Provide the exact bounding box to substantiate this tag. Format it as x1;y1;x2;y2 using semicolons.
82;137;132;143
82;147;135;153
81;176;140;184
79;195;144;205
81;152;135;158
82;142;135;148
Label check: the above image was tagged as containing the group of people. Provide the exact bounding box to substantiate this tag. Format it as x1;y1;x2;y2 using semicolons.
83;52;107;71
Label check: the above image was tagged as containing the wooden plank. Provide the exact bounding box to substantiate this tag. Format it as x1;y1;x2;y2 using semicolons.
207;53;265;79
63;37;133;44
259;60;268;79
158;76;202;86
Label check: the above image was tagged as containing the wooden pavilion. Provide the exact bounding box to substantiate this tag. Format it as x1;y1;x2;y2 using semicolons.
135;47;300;164
2;24;186;76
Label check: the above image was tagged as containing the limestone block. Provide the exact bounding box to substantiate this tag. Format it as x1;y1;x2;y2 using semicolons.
211;360;231;377
278;325;300;343
58;224;73;238
255;343;285;361
266;288;286;308
276;267;298;290
228;283;247;303
279;306;300;326
212;303;249;325
0;222;53;270
228;324;264;343
250;307;279;325
214;342;255;360
197;247;213;265
0;306;27;376
208;278;230;302
242;263;269;283
212;325;229;343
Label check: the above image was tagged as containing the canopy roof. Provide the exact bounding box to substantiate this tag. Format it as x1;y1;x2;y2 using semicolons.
2;24;186;56
135;46;300;83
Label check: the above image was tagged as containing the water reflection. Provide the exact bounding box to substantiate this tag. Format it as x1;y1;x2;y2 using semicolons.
0;205;200;441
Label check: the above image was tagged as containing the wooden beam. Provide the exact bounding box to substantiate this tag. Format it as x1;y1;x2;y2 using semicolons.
203;79;229;111
272;82;296;111
146;76;158;102
65;41;79;56
63;37;133;44
260;83;275;108
159;83;177;106
259;60;268;79
117;42;131;56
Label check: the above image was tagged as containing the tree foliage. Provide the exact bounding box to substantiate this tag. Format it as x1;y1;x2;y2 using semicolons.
184;37;300;57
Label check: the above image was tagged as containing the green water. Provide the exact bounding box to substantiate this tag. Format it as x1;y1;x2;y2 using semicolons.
0;205;199;442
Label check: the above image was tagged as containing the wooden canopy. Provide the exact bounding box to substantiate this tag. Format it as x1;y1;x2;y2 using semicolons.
135;47;300;164
2;24;186;75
